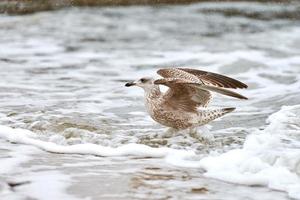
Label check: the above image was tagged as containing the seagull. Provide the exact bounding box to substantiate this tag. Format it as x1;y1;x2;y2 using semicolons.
125;68;247;133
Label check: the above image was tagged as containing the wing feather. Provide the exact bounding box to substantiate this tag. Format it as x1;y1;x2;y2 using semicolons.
177;68;248;89
154;78;211;112
188;84;248;100
158;68;248;89
155;68;248;112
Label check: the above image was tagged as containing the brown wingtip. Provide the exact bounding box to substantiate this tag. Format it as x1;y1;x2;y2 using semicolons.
231;93;248;100
236;93;248;100
237;92;248;100
223;107;236;113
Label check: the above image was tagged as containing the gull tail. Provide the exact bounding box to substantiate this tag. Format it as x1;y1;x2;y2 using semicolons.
196;107;235;126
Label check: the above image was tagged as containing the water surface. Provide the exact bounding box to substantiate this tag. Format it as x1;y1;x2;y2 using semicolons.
0;2;300;199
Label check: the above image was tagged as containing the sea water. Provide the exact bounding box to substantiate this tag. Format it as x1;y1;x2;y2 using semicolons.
0;2;300;199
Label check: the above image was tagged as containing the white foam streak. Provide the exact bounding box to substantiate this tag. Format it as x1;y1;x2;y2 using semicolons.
0;125;195;158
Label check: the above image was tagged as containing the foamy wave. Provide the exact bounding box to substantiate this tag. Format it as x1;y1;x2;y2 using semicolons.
0;125;195;159
1;105;300;199
194;105;300;199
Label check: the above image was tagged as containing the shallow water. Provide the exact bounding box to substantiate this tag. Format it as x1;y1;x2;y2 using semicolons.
0;2;300;200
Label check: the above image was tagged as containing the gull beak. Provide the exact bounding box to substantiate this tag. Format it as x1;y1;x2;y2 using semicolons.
125;82;136;87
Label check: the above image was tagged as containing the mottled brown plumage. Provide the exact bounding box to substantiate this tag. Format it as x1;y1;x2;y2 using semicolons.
125;68;248;131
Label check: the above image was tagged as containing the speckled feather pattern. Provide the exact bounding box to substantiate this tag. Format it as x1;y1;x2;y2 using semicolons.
134;68;247;130
144;86;233;130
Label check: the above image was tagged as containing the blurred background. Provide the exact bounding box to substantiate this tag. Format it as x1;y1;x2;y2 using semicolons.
0;0;300;200
1;0;299;14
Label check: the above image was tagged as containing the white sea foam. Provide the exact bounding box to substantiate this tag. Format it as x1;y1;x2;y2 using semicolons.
0;145;33;174
164;105;300;199
1;170;83;200
1;105;300;198
0;125;195;158
194;105;300;199
17;171;84;200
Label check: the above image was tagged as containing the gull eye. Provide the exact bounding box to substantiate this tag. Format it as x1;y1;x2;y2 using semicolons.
140;78;147;83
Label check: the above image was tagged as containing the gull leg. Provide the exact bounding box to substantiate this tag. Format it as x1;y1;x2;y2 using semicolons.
163;127;179;138
189;126;214;143
188;127;198;137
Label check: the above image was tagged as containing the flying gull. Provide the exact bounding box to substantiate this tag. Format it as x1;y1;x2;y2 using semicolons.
125;68;247;132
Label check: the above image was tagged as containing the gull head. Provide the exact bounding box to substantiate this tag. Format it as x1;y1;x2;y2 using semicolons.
125;77;155;91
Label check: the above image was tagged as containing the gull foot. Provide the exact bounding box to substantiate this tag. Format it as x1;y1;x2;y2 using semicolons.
188;126;214;144
160;128;180;138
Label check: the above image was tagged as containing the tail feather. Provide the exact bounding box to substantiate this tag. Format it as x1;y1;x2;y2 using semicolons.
197;107;235;126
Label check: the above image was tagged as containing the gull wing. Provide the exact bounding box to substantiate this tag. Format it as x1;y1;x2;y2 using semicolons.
155;68;248;112
154;78;212;112
158;68;248;89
